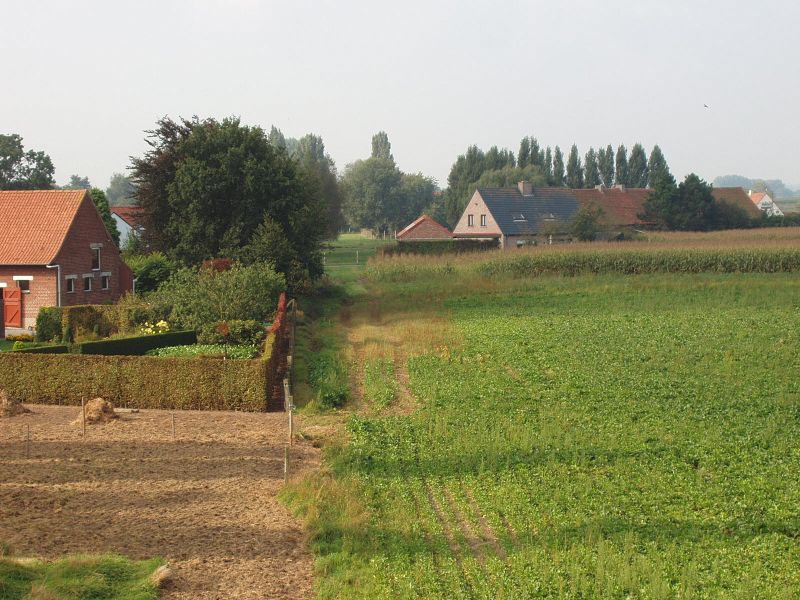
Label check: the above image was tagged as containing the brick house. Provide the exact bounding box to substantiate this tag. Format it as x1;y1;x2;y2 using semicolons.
396;215;452;241
111;206;145;247
0;190;134;333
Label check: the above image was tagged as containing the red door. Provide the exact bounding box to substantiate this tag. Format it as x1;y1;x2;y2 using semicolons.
3;288;22;328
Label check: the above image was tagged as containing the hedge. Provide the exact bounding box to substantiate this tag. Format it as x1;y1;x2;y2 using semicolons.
74;330;198;356
11;345;70;354
378;239;498;256
0;352;269;411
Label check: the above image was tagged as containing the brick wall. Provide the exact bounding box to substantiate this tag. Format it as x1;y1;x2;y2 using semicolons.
54;197;133;309
0;266;56;329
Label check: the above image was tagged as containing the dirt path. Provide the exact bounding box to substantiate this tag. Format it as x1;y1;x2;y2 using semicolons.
0;405;319;599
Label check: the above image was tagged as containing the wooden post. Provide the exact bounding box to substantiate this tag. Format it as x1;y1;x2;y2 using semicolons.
171;413;176;438
284;446;289;484
288;398;294;446
25;424;30;458
81;396;86;438
283;378;290;412
356;249;359;265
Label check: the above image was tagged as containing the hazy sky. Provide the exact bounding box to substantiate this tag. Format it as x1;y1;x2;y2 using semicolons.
2;0;798;190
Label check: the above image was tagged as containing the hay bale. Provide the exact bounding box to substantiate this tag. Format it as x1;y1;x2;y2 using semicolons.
0;389;30;417
73;398;118;425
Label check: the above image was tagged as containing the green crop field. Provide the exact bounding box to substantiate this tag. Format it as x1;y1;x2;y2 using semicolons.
290;239;800;599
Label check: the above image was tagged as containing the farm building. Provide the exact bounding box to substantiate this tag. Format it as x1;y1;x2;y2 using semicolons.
111;206;145;246
396;215;452;241
748;191;784;217
453;181;763;249
0;189;134;333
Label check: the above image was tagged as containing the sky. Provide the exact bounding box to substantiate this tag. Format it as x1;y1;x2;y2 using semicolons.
2;0;799;190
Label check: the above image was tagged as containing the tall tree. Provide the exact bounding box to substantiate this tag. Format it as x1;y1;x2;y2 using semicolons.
0;134;55;190
371;131;393;161
598;144;614;187
641;173;723;231
106;172;137;206
566;144;584;188
267;125;286;149
517;137;530;167
396;173;437;229
485;146;503;170
89;187;120;245
628;143;649;187
293;134;344;238
341;157;402;232
584;148;600;187
530;138;542;166
131;116;326;287
552;146;565;187
614;144;629;186
543;147;553;184
647;145;671;187
64;174;91;189
444;145;486;224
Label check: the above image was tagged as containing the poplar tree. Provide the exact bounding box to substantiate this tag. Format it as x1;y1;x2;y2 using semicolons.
543;147;553;184
518;137;530;167
598;145;615;187
615;144;629;186
530;138;542;166
628;143;649;187
566;144;584;188
584;148;600;187
647;145;671;187
552;146;565;187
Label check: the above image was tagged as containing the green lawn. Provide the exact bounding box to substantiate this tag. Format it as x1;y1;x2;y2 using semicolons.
0;552;163;600
0;339;14;352
294;270;800;598
322;233;393;292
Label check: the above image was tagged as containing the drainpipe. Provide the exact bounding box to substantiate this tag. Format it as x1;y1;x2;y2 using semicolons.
46;264;62;307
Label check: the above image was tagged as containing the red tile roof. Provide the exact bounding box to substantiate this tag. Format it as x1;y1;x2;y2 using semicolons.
110;206;144;228
711;187;761;218
397;215;452;240
749;192;767;204
0;189;88;265
573;187;653;226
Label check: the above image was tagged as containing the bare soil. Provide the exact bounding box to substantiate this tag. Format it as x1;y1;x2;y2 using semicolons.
0;405;319;599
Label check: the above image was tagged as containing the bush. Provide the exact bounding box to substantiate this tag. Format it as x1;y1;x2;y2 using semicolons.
198;320;268;346
35;307;63;342
61;305;118;342
11;344;69;354
153;262;284;331
124;252;178;293
0;352;268;411
114;293;173;332
148;344;259;359
378;239;497;256
75;330;197;356
4;334;33;342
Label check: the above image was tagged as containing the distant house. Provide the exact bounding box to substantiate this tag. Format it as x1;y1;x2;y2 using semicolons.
0;190;134;332
452;182;762;249
748;191;784;217
397;215;452;241
111;206;145;246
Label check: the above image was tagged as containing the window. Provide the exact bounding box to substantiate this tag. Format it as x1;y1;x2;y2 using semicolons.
480;214;487;227
513;213;527;222
83;275;93;292
13;275;32;293
101;273;111;290
91;247;101;270
65;276;77;294
467;214;474;227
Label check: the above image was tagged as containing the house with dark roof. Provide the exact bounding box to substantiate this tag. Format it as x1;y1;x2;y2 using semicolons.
0;190;134;333
396;215;452;241
111;206;145;246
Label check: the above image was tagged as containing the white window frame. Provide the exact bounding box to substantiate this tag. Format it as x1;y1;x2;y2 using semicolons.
83;274;94;292
65;275;77;294
101;272;111;290
467;214;474;227
13;275;32;293
0;282;6;288
480;214;487;227
90;244;102;271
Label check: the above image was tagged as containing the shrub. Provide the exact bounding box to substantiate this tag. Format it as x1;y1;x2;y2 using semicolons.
197;320;267;346
378;239;497;256
35;307;63;342
61;305;118;342
115;292;173;332
124;252;178;293
153;262;284;331
11;344;69;354
75;330;197;356
148;344;259;359
4;334;33;342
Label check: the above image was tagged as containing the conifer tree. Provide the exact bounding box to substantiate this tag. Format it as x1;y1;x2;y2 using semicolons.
615;144;629;186
517;137;530;167
647;145;671;187
530;138;541;166
598;144;615;187
552;146;565;186
628;143;649;187
543;147;553;184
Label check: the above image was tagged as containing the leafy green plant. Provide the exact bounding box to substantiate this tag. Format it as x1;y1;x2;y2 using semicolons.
148;344;259;359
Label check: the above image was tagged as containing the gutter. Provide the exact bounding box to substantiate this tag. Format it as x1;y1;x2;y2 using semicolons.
46;264;62;306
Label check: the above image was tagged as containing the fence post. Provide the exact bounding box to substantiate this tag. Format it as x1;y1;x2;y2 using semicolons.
284;446;289;484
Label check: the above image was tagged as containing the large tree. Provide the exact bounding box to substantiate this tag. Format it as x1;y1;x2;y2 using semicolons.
106;172;137;206
614;144;629;186
552;146;565;187
130;116;327;288
444;145;486;224
543;147;553;184
566;144;584;188
641;173;728;231
584;148;600;187
598;145;614;187
647;145;671;188
628;143;649;188
293;133;344;238
64;174;91;189
0;134;55;190
89;187;120;245
517;137;530;167
341;156;403;232
371;131;393;161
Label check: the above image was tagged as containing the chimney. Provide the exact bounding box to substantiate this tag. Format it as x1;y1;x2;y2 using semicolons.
595;184;606;192
613;184;626;192
518;181;533;195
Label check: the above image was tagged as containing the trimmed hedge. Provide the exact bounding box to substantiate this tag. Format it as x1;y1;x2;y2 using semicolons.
379;239;498;256
75;330;197;356
35;307;63;342
61;304;118;342
11;344;70;354
0;352;269;411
